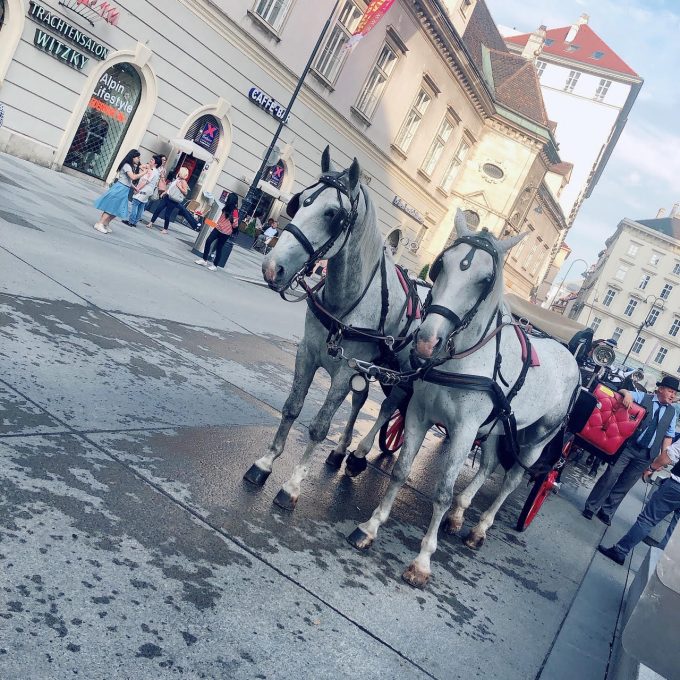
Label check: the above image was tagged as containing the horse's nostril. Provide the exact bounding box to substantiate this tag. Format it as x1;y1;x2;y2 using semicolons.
275;265;285;279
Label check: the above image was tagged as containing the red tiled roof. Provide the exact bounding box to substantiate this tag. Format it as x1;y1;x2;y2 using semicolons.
506;24;638;77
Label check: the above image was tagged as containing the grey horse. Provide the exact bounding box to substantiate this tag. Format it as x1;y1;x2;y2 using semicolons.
243;148;420;510
348;210;580;588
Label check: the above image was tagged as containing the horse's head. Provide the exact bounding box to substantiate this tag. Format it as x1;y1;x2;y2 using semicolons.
414;210;526;360
262;146;364;291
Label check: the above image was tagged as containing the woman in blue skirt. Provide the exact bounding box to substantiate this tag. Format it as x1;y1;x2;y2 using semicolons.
93;149;143;234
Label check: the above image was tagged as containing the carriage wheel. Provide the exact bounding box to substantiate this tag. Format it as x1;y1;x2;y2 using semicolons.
515;437;573;532
378;410;405;454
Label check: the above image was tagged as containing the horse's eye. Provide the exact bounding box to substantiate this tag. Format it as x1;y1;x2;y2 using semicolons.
324;208;337;219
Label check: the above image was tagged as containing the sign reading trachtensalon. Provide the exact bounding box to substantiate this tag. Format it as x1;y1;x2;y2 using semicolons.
28;1;110;67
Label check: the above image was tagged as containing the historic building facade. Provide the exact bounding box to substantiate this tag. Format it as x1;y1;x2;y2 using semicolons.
570;209;680;383
0;0;568;293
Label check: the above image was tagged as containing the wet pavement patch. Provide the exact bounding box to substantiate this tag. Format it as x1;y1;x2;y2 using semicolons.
0;209;44;232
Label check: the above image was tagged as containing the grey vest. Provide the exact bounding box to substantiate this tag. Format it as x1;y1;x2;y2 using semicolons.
634;394;675;459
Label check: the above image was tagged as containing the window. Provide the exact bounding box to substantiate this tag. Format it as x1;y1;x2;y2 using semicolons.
314;1;363;83
440;140;470;192
654;347;668;365
394;88;432;153
482;163;504;180
354;43;398;119
594;78;612;102
660;283;673;300
646;308;661;327
512;234;529;261
421;117;454;176
669;319;680;337
544;38;554;46
673;262;680;276
638;274;651;290
590;316;602;333
463;210;480;228
624;299;638;316
535;60;547;78
614;265;628;281
602;289;616;307
592;50;605;59
631;337;645;355
649;252;661;266
564;70;580;93
627;243;639;257
253;0;292;31
612;326;623;343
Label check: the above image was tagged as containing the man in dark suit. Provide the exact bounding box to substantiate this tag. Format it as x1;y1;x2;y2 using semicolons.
583;375;678;525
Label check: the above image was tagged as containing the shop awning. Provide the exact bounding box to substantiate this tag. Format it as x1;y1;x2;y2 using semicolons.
170;138;213;163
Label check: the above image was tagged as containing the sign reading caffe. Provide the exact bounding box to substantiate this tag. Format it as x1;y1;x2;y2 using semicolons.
28;1;109;71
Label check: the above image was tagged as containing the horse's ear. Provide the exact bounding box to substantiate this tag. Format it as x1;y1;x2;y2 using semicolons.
348;158;361;198
286;192;301;218
497;231;528;254
321;146;332;174
454;208;471;239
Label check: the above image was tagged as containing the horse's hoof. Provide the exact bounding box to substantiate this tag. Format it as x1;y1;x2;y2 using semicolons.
442;516;462;535
243;464;270;487
325;449;346;469
402;564;430;589
464;531;485;550
273;488;298;511
347;527;373;550
344;452;368;478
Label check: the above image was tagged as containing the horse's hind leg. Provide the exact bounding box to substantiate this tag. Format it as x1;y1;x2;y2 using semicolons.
443;436;499;535
465;442;543;549
325;382;369;469
273;365;353;510
244;345;317;487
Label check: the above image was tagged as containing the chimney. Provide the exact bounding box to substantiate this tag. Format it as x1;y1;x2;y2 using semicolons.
657;208;667;218
565;13;589;42
671;203;680;217
522;25;547;60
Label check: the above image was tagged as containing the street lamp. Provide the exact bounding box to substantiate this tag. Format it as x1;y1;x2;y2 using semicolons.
622;294;665;366
548;258;589;310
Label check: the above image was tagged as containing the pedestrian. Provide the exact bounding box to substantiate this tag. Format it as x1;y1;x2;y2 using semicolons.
128;155;163;228
598;431;680;565
148;166;199;234
583;376;678;525
195;193;239;271
93;149;144;234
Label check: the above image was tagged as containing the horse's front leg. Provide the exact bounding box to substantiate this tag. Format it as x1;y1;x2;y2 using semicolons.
244;343;317;487
343;386;408;477
403;431;474;589
443;436;500;535
325;380;369;469
273;365;354;510
347;400;429;551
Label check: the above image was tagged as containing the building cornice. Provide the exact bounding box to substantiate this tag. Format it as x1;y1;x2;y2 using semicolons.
622;218;680;251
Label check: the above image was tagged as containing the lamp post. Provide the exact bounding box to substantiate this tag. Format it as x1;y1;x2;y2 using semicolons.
622;294;665;366
548;258;588;311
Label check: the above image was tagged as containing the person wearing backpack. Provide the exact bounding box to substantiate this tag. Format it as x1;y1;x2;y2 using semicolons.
195;193;239;271
128;155;163;227
148;166;199;233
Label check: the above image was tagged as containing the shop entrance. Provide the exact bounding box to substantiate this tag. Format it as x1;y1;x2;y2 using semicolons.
244;160;286;221
64;62;142;180
386;229;402;256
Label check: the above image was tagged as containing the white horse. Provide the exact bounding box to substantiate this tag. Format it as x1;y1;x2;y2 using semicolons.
243;148;420;509
347;211;580;588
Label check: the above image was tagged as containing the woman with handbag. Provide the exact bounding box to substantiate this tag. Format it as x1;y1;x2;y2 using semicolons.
195;193;239;271
148;166;199;234
93;149;143;234
128;155;163;227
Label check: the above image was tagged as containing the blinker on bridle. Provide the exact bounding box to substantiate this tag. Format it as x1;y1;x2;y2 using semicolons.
423;233;500;352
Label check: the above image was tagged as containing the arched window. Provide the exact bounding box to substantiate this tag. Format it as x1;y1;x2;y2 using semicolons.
184;114;221;155
386;229;401;255
64;63;142;180
463;210;480;228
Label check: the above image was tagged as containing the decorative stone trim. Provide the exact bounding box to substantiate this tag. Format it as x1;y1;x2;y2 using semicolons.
0;0;25;87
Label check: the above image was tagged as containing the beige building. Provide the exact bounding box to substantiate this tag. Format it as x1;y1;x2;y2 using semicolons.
570;209;680;382
0;0;568;293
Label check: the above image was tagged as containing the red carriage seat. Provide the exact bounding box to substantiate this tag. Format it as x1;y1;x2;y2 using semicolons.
577;384;647;456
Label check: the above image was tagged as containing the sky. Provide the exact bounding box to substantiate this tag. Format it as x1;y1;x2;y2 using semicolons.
485;0;680;278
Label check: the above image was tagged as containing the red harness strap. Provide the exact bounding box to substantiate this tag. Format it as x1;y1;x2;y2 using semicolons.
395;266;422;319
514;325;540;367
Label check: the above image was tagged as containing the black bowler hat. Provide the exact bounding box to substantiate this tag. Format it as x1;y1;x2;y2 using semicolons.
657;376;679;391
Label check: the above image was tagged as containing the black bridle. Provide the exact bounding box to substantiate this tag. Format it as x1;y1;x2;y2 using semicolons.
279;170;360;291
423;232;500;357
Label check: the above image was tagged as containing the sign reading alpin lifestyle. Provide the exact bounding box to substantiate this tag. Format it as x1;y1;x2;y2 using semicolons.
28;1;109;71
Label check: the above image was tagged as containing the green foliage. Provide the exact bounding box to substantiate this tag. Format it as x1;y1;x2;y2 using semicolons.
418;264;430;280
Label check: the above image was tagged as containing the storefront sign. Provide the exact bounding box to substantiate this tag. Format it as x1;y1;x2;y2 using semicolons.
89;71;135;121
392;195;425;224
197;120;219;150
267;162;285;189
28;1;109;60
248;86;289;124
33;29;90;70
